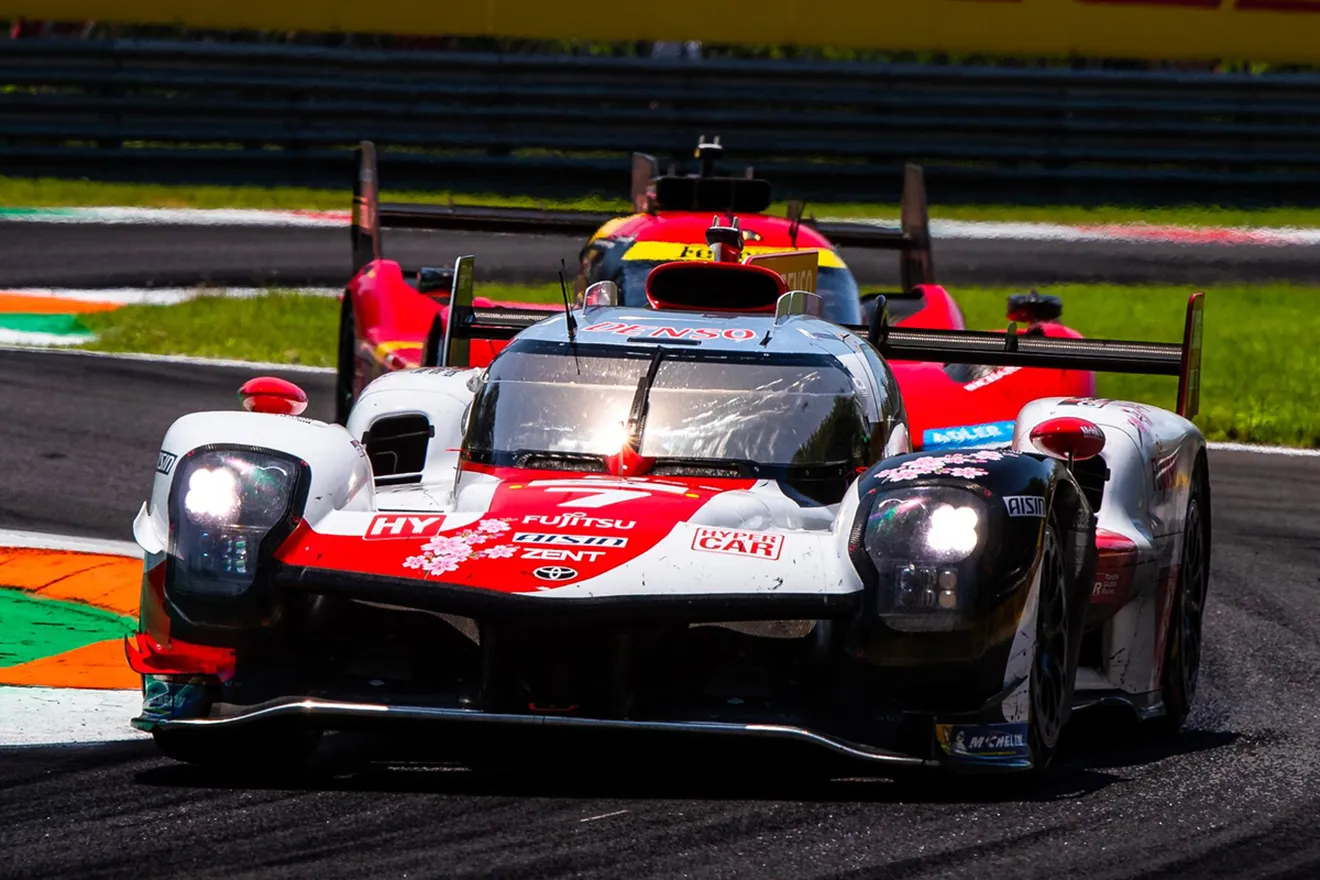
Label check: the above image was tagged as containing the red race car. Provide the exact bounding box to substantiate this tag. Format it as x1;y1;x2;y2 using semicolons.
338;139;1094;449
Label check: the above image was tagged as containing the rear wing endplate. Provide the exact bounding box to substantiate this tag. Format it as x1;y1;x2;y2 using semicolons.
857;292;1205;419
429;254;555;368
809;164;935;291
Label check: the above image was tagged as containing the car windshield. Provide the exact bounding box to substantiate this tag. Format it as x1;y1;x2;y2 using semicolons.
464;342;868;473
615;259;862;326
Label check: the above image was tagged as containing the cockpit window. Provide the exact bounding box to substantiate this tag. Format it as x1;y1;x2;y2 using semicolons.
463;342;869;500
612;258;862;326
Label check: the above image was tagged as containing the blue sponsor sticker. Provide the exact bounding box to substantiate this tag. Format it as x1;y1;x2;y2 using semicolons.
922;420;1016;451
935;721;1030;759
141;676;208;721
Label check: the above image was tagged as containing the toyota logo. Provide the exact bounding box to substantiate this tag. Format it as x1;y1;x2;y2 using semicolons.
533;566;578;581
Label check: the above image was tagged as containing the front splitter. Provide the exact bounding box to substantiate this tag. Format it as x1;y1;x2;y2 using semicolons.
134;696;939;768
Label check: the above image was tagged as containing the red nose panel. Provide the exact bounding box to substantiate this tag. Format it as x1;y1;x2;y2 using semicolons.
278;470;756;593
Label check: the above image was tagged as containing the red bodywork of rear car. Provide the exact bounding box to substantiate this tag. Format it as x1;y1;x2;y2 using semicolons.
598;211;838;252
891;284;1095;444
345;260;558;396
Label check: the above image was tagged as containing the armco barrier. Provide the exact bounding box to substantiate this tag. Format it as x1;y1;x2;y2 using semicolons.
9;0;1320;64
5;39;1320;205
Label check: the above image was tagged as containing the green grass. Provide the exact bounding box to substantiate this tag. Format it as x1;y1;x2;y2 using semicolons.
7;174;1320;228
79;283;1320;447
82;291;342;366
77;284;565;366
0;176;631;214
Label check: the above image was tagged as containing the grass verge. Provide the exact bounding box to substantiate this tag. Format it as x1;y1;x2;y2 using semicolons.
7;175;1320;228
81;291;341;367
79;283;1320;447
77;284;563;366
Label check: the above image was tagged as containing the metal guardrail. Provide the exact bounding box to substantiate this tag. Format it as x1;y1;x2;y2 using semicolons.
5;39;1320;205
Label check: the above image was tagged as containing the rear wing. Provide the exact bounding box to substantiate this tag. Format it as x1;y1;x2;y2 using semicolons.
351;141;615;274
352;141;935;291
855;292;1205;419
808;164;935;291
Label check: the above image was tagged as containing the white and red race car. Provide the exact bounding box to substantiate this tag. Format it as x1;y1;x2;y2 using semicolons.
125;250;1209;779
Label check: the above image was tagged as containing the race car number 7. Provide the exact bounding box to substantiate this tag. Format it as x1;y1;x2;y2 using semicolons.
527;479;692;509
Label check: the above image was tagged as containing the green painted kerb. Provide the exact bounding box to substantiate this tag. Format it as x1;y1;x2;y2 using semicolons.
0;314;91;335
0;208;79;219
0;589;136;667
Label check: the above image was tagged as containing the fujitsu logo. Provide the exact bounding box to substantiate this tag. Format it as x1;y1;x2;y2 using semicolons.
521;514;636;530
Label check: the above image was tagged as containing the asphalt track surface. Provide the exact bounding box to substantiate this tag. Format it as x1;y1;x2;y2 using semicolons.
5;220;1320;288
3;347;1320;878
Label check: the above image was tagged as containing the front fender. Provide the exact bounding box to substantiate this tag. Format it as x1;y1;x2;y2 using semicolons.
846;448;1094;692
140;411;375;554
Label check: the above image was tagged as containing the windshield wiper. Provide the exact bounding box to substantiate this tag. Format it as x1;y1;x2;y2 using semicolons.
625;346;666;452
558;261;581;375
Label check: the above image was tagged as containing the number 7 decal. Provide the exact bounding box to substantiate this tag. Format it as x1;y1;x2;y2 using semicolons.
546;487;653;509
525;479;691;509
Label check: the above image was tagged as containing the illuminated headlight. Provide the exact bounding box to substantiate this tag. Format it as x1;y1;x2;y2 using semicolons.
169;449;301;598
864;489;987;632
924;503;980;561
184;467;240;523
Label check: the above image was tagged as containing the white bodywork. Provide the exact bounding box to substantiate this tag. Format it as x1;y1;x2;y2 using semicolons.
138;368;865;602
1015;397;1206;705
138;365;1203;718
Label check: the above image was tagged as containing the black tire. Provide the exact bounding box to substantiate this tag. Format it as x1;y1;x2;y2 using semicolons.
1153;455;1212;734
334;293;357;426
1028;522;1072;776
153;725;322;774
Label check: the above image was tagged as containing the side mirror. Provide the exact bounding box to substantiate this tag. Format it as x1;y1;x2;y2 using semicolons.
583;280;618;308
239;377;308;415
866;295;890;347
1029;417;1106;464
417;266;455;296
1008;291;1062;324
860;293;888;331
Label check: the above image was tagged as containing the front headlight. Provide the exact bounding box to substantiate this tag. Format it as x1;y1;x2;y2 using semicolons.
170;449;301;599
864;488;987;632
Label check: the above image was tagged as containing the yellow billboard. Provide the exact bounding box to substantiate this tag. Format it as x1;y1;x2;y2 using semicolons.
7;0;1320;64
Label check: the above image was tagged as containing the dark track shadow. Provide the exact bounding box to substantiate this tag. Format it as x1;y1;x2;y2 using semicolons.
0;739;156;788
1060;706;1243;771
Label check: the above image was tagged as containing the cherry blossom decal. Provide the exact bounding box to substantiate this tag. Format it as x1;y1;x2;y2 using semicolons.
875;449;1016;483
403;518;513;577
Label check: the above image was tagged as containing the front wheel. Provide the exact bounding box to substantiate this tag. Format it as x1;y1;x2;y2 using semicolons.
1028;523;1072;776
1153;455;1211;733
